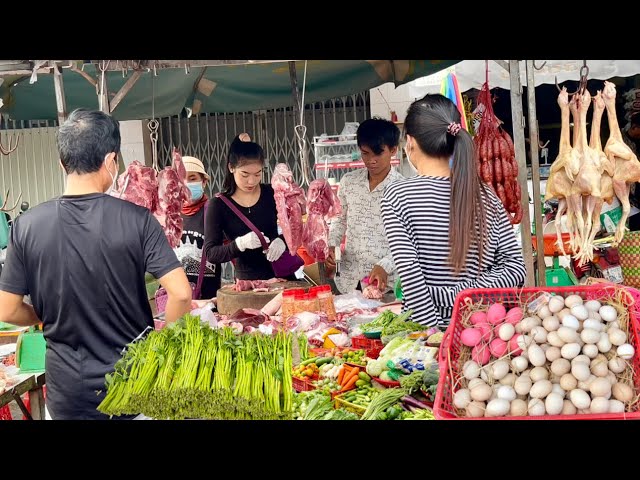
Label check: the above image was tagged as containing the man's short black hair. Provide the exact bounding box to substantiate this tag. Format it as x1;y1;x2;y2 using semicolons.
57;108;121;174
356;117;400;155
630;112;640;128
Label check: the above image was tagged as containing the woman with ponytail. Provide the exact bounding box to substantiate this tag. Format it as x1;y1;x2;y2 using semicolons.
381;94;526;327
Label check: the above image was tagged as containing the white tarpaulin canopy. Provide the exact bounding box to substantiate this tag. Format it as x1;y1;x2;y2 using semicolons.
407;60;640;97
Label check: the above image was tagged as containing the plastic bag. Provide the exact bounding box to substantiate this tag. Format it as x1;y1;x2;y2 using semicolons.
0;214;9;250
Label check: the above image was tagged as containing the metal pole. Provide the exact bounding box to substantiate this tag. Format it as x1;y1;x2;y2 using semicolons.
525;61;546;286
509;60;535;287
52;63;67;124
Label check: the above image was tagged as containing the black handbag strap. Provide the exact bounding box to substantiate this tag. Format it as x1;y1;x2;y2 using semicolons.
215;193;270;250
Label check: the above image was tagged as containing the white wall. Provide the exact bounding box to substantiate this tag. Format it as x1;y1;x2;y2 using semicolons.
119;120;152;168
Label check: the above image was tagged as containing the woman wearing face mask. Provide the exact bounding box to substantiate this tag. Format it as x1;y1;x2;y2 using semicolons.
204;135;292;281
381;94;526;328
176;156;221;298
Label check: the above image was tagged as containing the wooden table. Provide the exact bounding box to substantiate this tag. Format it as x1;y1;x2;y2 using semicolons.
0;372;46;420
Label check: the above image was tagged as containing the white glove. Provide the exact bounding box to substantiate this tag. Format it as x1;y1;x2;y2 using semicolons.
266;237;286;262
236;231;269;252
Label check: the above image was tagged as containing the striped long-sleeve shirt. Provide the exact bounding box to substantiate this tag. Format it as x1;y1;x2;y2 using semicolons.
381;176;526;327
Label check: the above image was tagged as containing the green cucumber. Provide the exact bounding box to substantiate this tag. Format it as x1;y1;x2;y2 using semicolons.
314;357;334;366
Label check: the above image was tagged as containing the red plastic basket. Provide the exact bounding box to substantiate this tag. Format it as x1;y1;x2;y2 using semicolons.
351;335;384;359
433;285;640;420
292;375;318;392
372;376;402;388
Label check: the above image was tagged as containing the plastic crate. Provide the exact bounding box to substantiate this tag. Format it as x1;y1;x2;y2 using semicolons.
293;375;318;392
351;335;384;359
433;285;640;420
333;392;367;417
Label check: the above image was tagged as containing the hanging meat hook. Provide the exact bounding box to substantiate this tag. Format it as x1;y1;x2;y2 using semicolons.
0;115;20;155
533;60;547;70
0;189;22;212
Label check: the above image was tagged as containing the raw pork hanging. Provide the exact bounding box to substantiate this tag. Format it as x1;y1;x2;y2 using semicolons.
302;178;341;262
474;80;522;224
112;160;159;211
112;148;190;248
271;163;306;254
154;149;191;248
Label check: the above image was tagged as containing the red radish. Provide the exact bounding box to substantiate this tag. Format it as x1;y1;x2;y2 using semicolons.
505;307;523;325
477;322;493;342
487;303;507;325
471;343;491;365
509;334;523;355
470;311;488;325
489;337;508;357
460;327;482;347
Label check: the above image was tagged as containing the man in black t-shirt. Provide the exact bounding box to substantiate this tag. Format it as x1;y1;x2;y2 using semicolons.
0;109;193;420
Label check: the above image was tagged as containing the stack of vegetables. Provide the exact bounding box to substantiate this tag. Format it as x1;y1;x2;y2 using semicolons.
97;314;297;420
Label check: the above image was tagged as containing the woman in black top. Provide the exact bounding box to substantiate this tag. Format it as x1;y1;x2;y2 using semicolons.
204;136;290;280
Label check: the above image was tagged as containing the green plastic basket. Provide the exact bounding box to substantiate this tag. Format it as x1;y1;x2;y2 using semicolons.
15;326;46;373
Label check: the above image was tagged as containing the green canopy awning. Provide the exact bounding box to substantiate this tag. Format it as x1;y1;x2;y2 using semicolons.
0;60;460;121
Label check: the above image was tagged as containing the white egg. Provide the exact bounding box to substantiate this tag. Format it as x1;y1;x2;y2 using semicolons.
542;315;560;332
558;326;579;343
528;398;546;416
606;371;618;386
530;326;548;344
546;331;565;347
562;399;577;414
599;305;618;322
510;398;528;416
463;360;481;380
562;315;580;330
529;379;553;399
528;344;547;367
569;389;591;410
597;333;612;353
545;346;562;362
545;392;565;415
485;398;511;417
529;366;550;383
564;294;584;308
589;397;610;414
470;382;493;402
551;382;566;398
538;305;552;319
550;358;571;376
561;343;581;360
571;354;591;365
584;300;602;312
548;296;565;313
571;362;591;382
589;377;612;397
514;375;532;396
609;399;625;413
498;323;515;341
520;316;542;333
491;360;510;380
608;328;627;346
578;328;598;345
617;343;635;360
583;319;603;332
582;344;599;358
557;308;572;321
570;305;589;321
612;382;634;403
590;358;609;378
588;311;602;321
465;401;485;418
467;378;485;389
608;356;627;374
496;385;517;402
517;334;534;350
499;373;517;387
511;355;529;373
453;388;471;409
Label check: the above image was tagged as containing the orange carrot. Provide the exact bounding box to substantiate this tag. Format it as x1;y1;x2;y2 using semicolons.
341;367;360;387
343;374;359;390
337;366;346;385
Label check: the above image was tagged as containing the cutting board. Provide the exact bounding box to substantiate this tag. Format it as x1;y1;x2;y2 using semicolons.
216;280;309;315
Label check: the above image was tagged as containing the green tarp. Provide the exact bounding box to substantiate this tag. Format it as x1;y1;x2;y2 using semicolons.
0;60;460;121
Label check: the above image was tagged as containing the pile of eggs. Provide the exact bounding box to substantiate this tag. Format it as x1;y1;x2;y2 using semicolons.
454;295;637;417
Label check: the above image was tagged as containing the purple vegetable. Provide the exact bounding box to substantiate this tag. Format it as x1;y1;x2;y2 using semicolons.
402;395;431;410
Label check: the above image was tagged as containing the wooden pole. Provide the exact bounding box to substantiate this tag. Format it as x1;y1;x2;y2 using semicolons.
52;63;67;124
525;60;546;286
110;71;143;113
509;60;535;287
